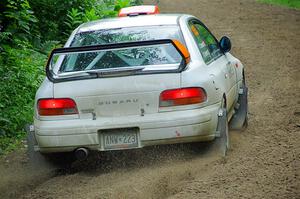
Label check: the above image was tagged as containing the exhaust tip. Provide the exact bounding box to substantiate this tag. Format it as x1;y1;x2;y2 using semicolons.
75;148;89;161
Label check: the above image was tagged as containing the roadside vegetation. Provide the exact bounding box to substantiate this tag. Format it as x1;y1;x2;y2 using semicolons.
257;0;300;9
0;0;142;154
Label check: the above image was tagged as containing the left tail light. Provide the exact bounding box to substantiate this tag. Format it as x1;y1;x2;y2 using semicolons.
38;98;78;116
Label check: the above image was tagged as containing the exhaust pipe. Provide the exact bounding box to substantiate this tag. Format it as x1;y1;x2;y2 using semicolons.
75;148;89;161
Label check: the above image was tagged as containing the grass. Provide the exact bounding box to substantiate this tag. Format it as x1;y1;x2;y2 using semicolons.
257;0;300;9
0;132;26;155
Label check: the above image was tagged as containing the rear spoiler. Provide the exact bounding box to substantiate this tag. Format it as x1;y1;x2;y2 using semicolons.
46;39;190;83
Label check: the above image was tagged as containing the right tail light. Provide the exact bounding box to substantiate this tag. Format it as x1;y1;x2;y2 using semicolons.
159;87;207;107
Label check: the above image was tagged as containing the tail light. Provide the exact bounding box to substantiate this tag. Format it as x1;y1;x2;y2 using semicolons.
38;98;78;116
159;87;207;107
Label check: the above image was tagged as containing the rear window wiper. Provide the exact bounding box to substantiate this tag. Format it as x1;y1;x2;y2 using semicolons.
56;66;145;79
86;66;145;77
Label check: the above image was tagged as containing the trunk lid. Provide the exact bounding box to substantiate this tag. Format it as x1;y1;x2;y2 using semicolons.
53;73;180;118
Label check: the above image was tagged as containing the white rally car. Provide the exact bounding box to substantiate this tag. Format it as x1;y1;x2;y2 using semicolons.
28;5;248;162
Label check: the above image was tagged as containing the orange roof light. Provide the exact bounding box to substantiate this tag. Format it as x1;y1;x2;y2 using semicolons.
118;5;160;17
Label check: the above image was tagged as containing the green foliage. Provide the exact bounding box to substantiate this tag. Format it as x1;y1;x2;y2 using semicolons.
0;0;143;152
27;0;96;41
1;0;38;43
64;8;84;36
32;39;61;55
0;41;46;151
27;0;141;42
63;0;138;38
257;0;300;9
0;47;46;153
0;130;25;154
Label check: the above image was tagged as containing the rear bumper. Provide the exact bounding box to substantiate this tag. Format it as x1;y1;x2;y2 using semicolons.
34;103;220;153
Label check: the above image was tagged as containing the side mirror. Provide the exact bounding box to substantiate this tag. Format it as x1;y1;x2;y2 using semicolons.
219;36;231;53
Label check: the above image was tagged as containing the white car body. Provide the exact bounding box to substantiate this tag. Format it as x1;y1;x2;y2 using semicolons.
33;14;245;153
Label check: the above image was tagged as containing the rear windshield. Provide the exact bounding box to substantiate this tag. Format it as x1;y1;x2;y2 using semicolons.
50;26;185;75
71;25;185;47
56;43;182;73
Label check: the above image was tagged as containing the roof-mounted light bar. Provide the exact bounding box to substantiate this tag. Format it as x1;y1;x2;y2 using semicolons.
118;5;160;17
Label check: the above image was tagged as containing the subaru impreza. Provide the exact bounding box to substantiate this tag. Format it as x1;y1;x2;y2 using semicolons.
27;5;248;162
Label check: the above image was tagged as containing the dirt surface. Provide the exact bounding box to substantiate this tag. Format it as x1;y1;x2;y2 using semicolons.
1;0;299;198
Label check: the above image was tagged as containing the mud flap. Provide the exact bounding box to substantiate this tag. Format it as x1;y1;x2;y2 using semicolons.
215;108;229;157
229;86;248;130
25;124;60;169
26;129;51;168
26;130;75;169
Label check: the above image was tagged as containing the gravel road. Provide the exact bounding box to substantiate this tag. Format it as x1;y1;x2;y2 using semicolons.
0;0;299;198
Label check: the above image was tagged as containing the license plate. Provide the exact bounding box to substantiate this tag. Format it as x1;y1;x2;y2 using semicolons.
102;128;139;150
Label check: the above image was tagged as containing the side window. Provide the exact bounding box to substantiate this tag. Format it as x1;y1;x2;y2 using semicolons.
189;21;222;64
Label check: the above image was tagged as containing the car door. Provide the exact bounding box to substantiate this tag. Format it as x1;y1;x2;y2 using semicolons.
188;19;237;111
